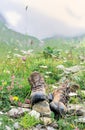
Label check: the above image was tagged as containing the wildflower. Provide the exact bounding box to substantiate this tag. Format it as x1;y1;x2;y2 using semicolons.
74;128;79;130
70;124;75;128
22;56;26;61
11;75;15;79
6;70;10;74
0;86;3;90
9;95;14;102
44;75;49;78
39;65;48;69
7;86;12;91
13;96;19;101
2;81;7;86
46;71;52;75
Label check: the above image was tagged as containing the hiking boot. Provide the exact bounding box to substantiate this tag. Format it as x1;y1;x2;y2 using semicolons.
28;71;47;106
50;81;70;118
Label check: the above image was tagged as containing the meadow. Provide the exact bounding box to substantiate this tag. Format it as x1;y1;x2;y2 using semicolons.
0;37;85;129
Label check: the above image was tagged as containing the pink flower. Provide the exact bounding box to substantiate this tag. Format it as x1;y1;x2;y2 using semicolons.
75;128;79;130
22;56;26;61
11;75;15;79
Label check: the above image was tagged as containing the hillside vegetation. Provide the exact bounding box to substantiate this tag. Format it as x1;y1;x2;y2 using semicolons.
0;21;85;129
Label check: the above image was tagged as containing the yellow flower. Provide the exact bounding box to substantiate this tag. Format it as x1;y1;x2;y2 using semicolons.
13;96;19;101
70;124;75;128
2;81;7;86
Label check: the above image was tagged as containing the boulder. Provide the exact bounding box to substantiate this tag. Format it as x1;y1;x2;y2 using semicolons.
67;104;85;116
40;117;52;125
75;116;85;123
8;107;30;118
29;110;40;119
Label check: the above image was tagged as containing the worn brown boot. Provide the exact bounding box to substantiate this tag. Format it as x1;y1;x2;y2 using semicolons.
28;71;47;106
50;81;70;118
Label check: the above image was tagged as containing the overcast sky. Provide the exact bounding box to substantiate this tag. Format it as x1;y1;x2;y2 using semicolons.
0;0;85;39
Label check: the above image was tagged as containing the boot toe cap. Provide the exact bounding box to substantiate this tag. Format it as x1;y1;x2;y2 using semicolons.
50;102;67;115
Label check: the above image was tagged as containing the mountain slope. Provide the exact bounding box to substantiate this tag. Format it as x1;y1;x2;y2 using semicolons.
0;18;40;58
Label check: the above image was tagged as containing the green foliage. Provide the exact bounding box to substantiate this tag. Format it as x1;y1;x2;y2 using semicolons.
0;28;85;129
0;90;11;112
43;46;53;58
69;97;79;104
20;113;41;129
57;116;85;130
0;115;14;130
43;46;61;58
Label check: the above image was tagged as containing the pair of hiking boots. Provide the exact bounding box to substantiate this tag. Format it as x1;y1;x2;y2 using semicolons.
28;71;78;118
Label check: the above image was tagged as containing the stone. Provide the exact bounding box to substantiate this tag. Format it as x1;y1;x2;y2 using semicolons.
64;65;84;74
5;126;11;130
21;103;31;108
56;65;65;70
14;122;20;129
33;101;51;116
75;116;85;123
8;107;30;117
46;126;56;130
29;110;40;119
40;117;52;125
67;104;85;116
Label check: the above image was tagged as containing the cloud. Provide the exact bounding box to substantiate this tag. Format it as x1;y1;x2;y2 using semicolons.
1;0;85;38
5;11;21;26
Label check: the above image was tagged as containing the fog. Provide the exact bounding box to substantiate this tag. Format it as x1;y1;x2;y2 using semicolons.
0;0;85;39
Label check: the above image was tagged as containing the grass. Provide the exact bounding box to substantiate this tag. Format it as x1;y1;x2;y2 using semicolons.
20;113;41;129
0;34;85;129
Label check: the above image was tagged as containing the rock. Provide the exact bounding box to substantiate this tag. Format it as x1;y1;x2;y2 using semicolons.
5;126;11;130
40;117;52;125
75;116;85;123
8;107;30;118
67;104;85;116
33;101;51;116
14;122;20;129
21;103;31;108
46;126;56;130
65;65;81;73
56;65;65;70
29;110;40;119
33;124;45;130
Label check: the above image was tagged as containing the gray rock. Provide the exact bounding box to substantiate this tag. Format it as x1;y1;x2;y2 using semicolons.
56;65;65;70
21;103;31;108
40;117;52;125
33;101;51;116
46;126;56;130
75;116;85;123
5;126;11;130
67;104;85;116
64;65;84;74
29;110;40;119
14;122;20;129
8;107;30;117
